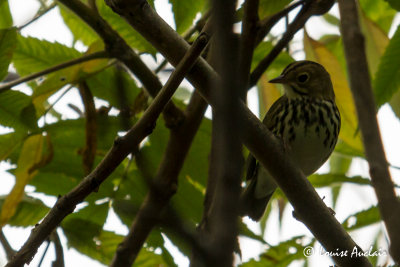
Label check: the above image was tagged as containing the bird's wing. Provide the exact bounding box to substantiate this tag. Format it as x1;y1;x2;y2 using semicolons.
263;95;287;131
245;95;286;181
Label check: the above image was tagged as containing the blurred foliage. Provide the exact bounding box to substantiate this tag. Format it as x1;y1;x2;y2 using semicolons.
0;0;399;266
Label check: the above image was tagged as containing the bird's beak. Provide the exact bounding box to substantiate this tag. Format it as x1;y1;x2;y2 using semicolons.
269;75;286;84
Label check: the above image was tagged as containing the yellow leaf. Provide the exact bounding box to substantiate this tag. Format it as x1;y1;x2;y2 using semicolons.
81;40;108;74
0;134;44;226
257;74;282;116
360;10;389;75
303;31;363;153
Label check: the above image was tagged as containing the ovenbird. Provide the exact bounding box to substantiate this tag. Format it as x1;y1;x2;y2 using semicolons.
240;60;341;221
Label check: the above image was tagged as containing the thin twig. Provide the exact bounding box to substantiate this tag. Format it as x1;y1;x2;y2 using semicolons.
255;0;305;45
18;3;57;30
0;51;108;93
2;72;20;83
0;229;16;261
249;0;334;87
337;0;400;263
37;240;50;267
50;231;64;267
42;85;74;120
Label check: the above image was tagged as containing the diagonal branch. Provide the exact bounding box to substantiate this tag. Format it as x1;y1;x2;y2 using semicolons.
104;1;371;265
337;0;400;263
5;25;209;267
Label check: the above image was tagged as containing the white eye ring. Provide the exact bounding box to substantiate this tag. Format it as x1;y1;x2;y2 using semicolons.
297;73;309;83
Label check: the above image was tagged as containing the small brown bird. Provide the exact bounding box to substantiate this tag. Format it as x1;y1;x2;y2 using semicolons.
240;60;341;221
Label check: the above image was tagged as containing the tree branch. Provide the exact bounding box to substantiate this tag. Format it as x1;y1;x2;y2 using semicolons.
104;1;371;265
239;0;259;98
199;0;243;265
4;27;208;267
337;0;400;263
109;28;210;267
78;82;98;175
249;0;335;87
0;51;108;93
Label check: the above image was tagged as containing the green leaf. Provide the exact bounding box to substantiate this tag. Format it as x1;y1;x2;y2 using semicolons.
368;231;381;266
96;0;156;55
239;236;310;267
0;132;26;160
0;134;45;226
31;58;111;117
28;42;109;116
0;28;17;81
62;219;118;264
385;0;400;10
328;154;352;208
86;66;141;110
359;0;397;33
69;202;109;228
0;0;12;29
258;0;292;18
136;117;211;223
0;90;37;131
239;221;266;244
113;117;212;258
334;141;364;159
59;5;99;46
342;206;381;231
62;206;169;266
329;153;352;175
133;247;170;267
308;174;371;188
322;13;340;26
13;34;81;77
389;91;400;120
169;0;206;33
0;195;49;227
374;26;400;108
30;116;126;198
360;10;389;76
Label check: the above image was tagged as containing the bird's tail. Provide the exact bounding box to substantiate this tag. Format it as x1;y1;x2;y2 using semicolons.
239;177;274;221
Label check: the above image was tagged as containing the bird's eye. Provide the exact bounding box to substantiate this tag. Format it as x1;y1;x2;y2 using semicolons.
297;73;309;83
